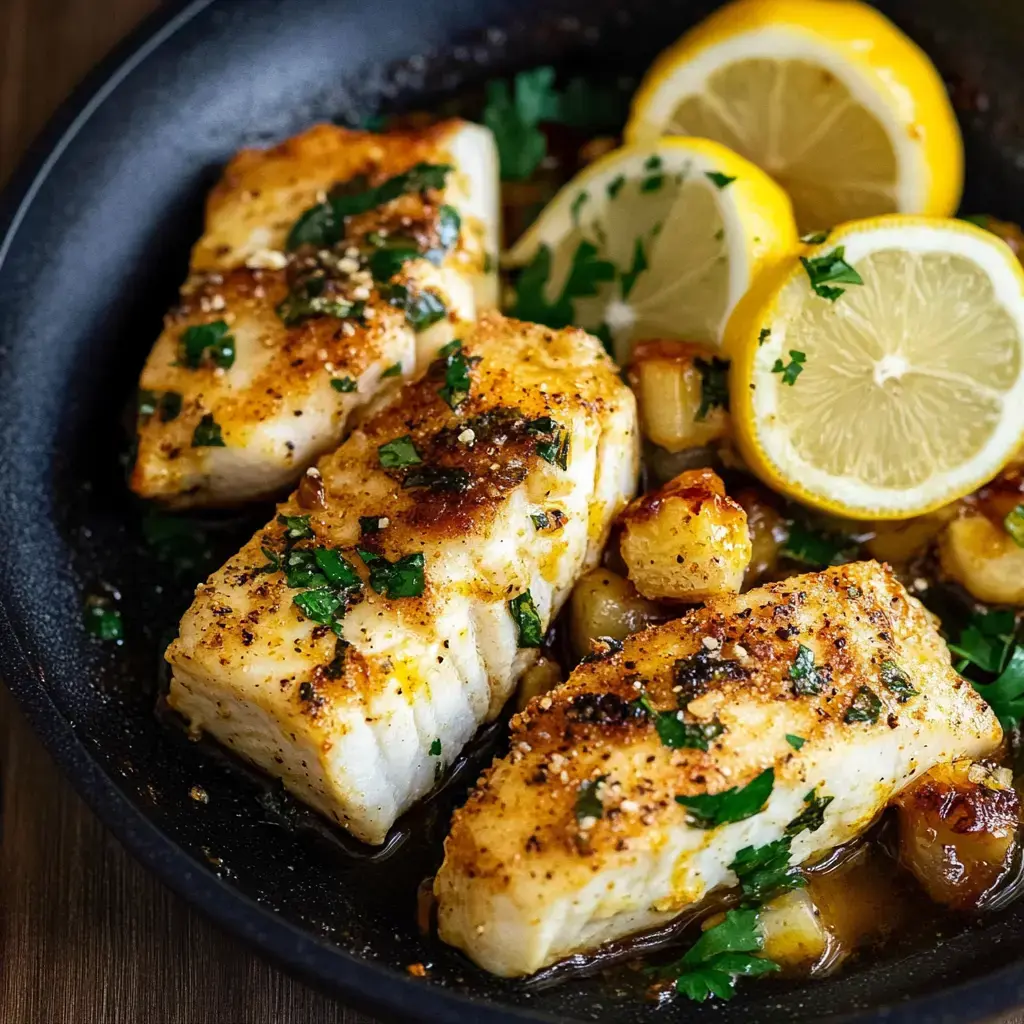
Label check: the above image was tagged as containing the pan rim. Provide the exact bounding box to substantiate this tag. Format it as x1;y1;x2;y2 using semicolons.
0;1;1022;1021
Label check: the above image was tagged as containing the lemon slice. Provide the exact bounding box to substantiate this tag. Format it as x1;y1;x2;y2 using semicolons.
729;216;1024;520
626;0;963;234
505;137;797;362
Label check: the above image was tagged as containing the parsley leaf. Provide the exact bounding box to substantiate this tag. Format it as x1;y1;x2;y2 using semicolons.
429;738;442;757
782;518;856;567
800;245;863;301
575;775;606;822
381;362;403;378
378;435;422;469
509;241;615;331
382;284;448;331
180;320;235;370
191;414;225;447
84;597;123;642
331;376;357;393
312;548;361;589
785;789;833;837
276;278;362;326
526;416;570;469
483;68;557;181
789;644;823;695
880;659;917;702
655;713;725;751
785;734;805;750
509;590;543;648
970;646;1024;730
138;389;182;423
758;327;771;346
844;685;882;724
772;349;806;385
730;838;805;903
277;514;315;541
620;237;648;300
356;549;426;598
695;356;730;420
367;239;423;282
293;588;344;625
359;515;386;534
705;171;736;189
676;768;774;829
403;466;471;492
1005;504;1024;548
437;339;474;410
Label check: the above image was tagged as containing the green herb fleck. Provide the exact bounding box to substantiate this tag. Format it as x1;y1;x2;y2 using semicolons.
483;68;559;180
575;775;606;823
429;738;442;757
620;237;649;300
526;416;570;470
359;515;386;534
695;356;730;421
785;789;834;837
437;339;474;410
844;685;882;724
191;414;225;448
705;171;736;189
607;174;626;199
771;350;806;386
800;230;831;244
676;768;774;829
382;284;448;331
782;519;856;567
378;435;422;469
654;712;725;751
139;389;182;423
531;511;550;530
729;839;804;904
880;659;917;702
509;590;543;648
784;734;805;751
84;597;123;642
789;645;823;695
381;362;403;379
180;320;235;370
1005;504;1024;548
758;328;771;346
313;548;361;589
950;610;1024;729
356;549;426;598
293;588;344;625
403;466;471;492
277;514;315;541
570;191;589;225
331;376;357;393
800;245;863;301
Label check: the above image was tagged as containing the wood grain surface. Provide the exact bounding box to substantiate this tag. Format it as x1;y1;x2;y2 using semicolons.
0;1;373;1021
0;2;1023;1024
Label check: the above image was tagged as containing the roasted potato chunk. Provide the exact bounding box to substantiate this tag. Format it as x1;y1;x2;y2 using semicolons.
515;657;563;712
758;889;830;970
735;487;787;586
894;759;1020;910
568;568;663;661
938;514;1024;606
627;340;730;453
865;506;956;568
619;468;751;601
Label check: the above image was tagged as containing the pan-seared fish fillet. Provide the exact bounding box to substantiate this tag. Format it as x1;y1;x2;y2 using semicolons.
131;120;499;507
165;312;639;844
434;561;1000;977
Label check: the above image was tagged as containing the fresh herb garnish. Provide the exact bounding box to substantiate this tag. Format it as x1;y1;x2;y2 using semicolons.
950;610;1024;729
483;67;559;181
286;163;452;248
313;548;361;589
180;320;235;369
437;339;474;410
782;519;856;567
800;245;863;301
729;838;804;904
695;356;730;420
641;154;664;192
382;284;448;330
1005;504;1024;548
359;516;386;534
784;734;806;750
138;389;182;423
570;191;589;226
758;328;771;346
531;511;550;530
331;376;357;393
277;514;315;541
575;775;606;823
880;659;917;702
378;435;422;469
607;174;626;199
654;712;725;751
650;909;779;1002
800;230;831;245
789;645;823;695
191;414;225;447
676;768;774;829
84;597;124;642
437;204;461;252
276;274;364;326
367;238;423;282
844;686;882;724
620;237;648;300
403;466;472;492
526;416;570;469
381;362;403;378
785;789;833;837
509;590;543;648
429;738;442;757
705;171;736;189
772;349;806;386
356;549;426;598
293;588;344;625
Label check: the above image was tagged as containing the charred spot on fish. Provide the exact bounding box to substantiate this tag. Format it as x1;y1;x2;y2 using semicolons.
674;650;747;701
566;692;639;726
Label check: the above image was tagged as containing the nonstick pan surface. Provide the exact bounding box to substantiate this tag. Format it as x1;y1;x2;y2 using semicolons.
4;0;1024;1020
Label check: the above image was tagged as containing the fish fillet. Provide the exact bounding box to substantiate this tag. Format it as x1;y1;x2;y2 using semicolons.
165;312;639;844
131;120;499;507
434;561;1001;976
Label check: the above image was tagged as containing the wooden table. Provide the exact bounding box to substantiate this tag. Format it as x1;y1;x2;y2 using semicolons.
1;2;1023;1023
0;1;372;1020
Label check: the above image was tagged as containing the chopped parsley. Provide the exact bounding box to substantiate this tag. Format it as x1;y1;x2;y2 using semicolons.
530;511;550;530
570;191;589;225
403;466;471;492
575;775;606;823
382;284;448;331
293;588;344;625
378;435;422;468
509;590;543;648
509;240;615;332
286;163;452;248
359;515;386;534
84;597;123;642
729;838;804;903
429;738;442;757
844;685;882;724
782;518;856;567
758;328;771;346
655;713;725;751
880;659;917;702
381;362;403;378
1005;504;1024;548
191;414;225;447
356;549;426;598
650;909;778;1002
676;768;774;829
277;277;362;326
483;67;559;181
138;389;182;423
437;339;474;410
180;320;235;369
789;645;824;695
526;416;570;469
367;239;423;282
607;174;626;199
800;230;831;245
785;734;805;750
771;349;806;385
331;376;357;393
705;171;736;189
619;237;648;300
277;514;315;541
437;204;461;251
313;548;361;589
949;610;1024;730
785;789;834;837
800;245;863;301
695;356;730;420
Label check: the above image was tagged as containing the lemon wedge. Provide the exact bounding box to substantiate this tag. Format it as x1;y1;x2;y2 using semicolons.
626;0;963;234
728;216;1024;519
505;137;797;361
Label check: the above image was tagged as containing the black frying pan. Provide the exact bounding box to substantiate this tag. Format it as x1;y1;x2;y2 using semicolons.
4;0;1024;1020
